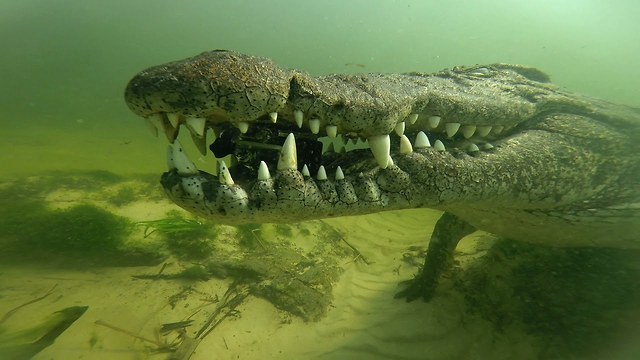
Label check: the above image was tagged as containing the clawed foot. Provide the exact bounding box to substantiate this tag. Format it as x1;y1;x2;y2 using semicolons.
394;277;437;302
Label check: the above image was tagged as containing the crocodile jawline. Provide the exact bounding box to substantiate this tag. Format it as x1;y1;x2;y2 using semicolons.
125;50;640;301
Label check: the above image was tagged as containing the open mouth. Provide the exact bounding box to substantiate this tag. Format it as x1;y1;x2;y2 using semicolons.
144;109;505;186
123;50;538;222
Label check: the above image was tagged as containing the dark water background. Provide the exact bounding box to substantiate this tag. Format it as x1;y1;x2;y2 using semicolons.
1;0;639;177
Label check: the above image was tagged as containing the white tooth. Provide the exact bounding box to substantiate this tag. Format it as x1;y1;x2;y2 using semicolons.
237;122;249;134
394;122;405;136
482;143;495;150
468;143;480;152
493;125;504;134
415;131;431;148
309;119;320;134
399;135;413;154
326;125;338;138
368;134;391;169
144;115;160;137
408;113;419;124
316;165;327;180
294;110;303;128
167;140;198;175
462;125;476;138
335;166;344;180
302;164;310;177
477;126;492;136
186;117;206;137
434;140;446;151
445;123;460;137
190;130;208;156
218;161;234;185
167;113;181;128
257;161;270;180
428;116;441;128
269;112;278;123
277;133;297;170
387;157;394;166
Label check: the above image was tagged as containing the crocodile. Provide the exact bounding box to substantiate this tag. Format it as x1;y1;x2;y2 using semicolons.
124;50;640;301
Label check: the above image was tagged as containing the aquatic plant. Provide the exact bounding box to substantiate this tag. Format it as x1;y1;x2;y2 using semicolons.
0;180;163;266
136;215;207;238
136;213;215;260
107;185;137;206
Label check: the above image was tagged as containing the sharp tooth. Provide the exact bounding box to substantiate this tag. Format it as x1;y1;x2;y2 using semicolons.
415;131;431;148
237;122;249;134
434;140;446;151
269;112;278;123
468;143;480;152
186;117;206;137
167;113;181;128
144;114;162;137
166;140;198;175
394;122;405;136
277;133;298;170
477;126;492;137
408;113;419;124
493;125;504;134
190;130;208;156
399;135;413;154
294;110;303;128
482;143;495;150
316;165;327;180
326;125;338;138
462;125;476;138
257;161;271;180
335;166;344;180
368;134;391;169
445;123;460;137
309;119;320;134
302;164;310;177
218;161;234;185
428;116;441;128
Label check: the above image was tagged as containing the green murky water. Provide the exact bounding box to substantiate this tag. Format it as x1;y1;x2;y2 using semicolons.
1;1;640;359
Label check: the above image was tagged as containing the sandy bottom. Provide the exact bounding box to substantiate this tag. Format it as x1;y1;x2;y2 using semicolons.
1;173;640;360
0;206;535;360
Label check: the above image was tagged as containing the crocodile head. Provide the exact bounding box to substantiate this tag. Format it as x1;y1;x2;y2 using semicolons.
124;50;639;248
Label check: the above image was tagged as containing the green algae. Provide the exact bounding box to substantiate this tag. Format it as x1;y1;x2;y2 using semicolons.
0;175;164;266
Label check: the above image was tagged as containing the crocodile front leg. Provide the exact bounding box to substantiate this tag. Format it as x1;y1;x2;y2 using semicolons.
396;212;476;301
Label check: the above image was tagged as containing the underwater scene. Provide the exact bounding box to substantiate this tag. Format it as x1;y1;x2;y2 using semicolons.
1;1;639;359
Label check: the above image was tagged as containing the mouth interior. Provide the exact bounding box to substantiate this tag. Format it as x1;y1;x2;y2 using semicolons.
148;111;508;184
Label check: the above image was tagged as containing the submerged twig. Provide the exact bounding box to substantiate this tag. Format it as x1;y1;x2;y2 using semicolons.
340;237;370;265
160;320;194;334
0;284;57;325
169;282;250;360
197;282;249;339
95;319;168;349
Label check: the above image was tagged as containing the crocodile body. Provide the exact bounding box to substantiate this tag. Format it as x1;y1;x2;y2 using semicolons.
125;50;640;300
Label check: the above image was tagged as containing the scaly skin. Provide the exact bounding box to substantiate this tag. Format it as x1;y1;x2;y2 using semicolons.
125;50;640;300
